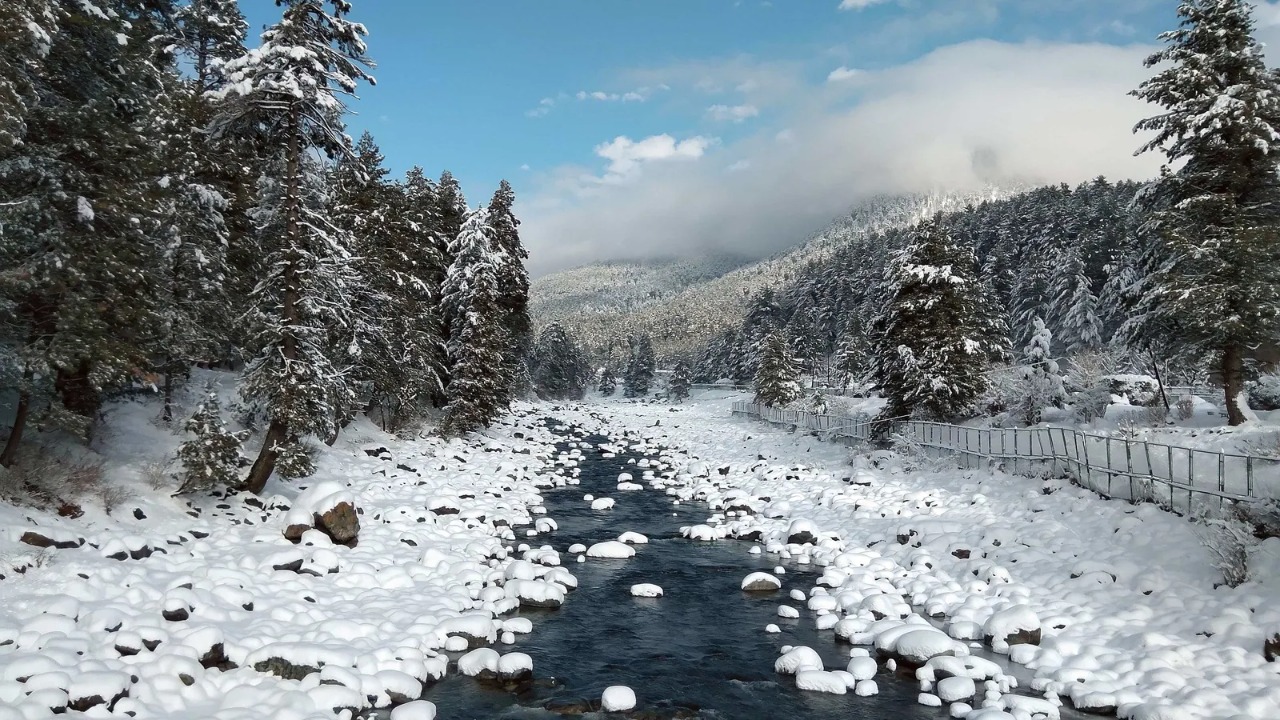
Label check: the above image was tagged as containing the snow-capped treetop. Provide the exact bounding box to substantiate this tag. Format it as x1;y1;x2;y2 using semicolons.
211;0;375;158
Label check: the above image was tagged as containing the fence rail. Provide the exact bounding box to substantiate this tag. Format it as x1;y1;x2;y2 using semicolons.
731;401;1278;512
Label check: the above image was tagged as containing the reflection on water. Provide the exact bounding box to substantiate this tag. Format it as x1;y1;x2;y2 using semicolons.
385;424;936;719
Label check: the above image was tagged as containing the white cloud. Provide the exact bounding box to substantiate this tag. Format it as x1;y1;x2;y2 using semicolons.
706;103;760;123
838;0;890;10
521;39;1166;276
595;134;717;178
826;66;864;82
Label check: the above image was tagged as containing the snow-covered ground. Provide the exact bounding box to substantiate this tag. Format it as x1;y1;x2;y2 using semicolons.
551;391;1280;720
0;390;573;719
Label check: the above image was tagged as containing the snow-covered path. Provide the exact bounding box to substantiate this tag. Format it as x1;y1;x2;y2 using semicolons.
545;392;1280;720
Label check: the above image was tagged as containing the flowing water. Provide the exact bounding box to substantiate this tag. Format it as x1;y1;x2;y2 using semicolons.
406;422;940;719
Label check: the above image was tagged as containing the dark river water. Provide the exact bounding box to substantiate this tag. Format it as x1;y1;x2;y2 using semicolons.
399;420;939;719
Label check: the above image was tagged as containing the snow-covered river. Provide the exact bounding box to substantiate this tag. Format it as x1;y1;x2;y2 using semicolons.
408;420;932;718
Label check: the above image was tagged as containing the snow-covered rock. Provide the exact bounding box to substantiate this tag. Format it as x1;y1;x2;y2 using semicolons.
740;572;781;592
630;584;663;598
586;541;635;559
601;685;637;711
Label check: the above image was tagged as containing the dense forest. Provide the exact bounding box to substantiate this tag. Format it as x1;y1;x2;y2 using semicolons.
0;0;531;492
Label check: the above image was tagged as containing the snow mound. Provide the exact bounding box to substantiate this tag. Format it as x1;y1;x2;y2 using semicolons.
775;646;824;674
795;669;847;694
630;584;663;598
391;701;437;720
590;497;616;510
741;572;781;591
602;685;637;712
618;531;649;544
586;541;635;559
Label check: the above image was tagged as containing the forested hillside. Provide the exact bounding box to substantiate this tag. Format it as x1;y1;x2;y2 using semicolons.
532;190;1010;364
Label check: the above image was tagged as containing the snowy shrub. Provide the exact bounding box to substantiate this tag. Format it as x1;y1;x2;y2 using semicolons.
1066;351;1123;422
1143;403;1169;426
1242;432;1280;460
1246;374;1280;411
977;366;1019;419
140;459;174;491
94;484;134;515
1174;395;1195;421
1116;418;1140;440
176;390;247;494
275;439;319;480
1013;374;1060;426
1;449;104;507
1103;374;1161;407
1193;505;1256;588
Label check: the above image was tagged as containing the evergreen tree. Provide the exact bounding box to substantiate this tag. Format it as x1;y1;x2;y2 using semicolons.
176;388;246;494
753;332;801;408
1129;0;1280;425
1;0;174;462
488;180;532;378
1015;317;1066;425
871;219;988;421
1050;246;1105;354
623;334;656;398
330;133;444;432
441;208;507;434
529;322;591;400
668;361;693;403
403;166;450;408
174;0;248;91
0;0;56;155
211;0;374;492
598;367;617;396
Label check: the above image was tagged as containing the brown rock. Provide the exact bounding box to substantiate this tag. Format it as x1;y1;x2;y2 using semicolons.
315;501;359;547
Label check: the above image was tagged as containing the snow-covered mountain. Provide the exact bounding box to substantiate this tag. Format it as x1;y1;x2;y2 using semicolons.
530;188;1013;361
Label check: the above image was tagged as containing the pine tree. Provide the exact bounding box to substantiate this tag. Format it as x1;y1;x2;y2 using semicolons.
176;388;246;494
174;0;248;91
211;0;375;492
753;332;801;408
442;208;507;434
330;133;444;432
403;166;450;408
668;361;693;403
488;180;532;380
529;322;591;400
623;334;657;398
1015;317;1066;425
0;0;56;155
1050;247;1105;354
1128;0;1280;425
1;1;174;462
871;219;988;421
598;367;617;396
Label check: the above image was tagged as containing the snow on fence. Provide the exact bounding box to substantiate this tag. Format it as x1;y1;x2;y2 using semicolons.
731;401;1280;513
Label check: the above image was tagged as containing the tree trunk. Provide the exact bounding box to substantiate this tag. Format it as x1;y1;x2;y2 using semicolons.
243;105;302;495
56;359;100;438
162;366;176;423
244;419;286;495
1222;343;1248;426
1;388;32;468
1149;353;1170;411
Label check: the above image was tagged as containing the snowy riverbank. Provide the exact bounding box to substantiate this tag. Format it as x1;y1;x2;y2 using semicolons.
548;393;1280;720
0;405;571;719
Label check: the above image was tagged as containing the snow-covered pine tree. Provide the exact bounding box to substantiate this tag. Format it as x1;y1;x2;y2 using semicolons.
871;219;988;421
176;388;246;494
753;332;801;408
623;334;656;398
433;170;469;401
442;208;508;434
487;180;532;381
0;0;56;155
403;166;450;408
0;0;175;462
668;361;693;403
598;367;617;396
173;0;248;92
330;133;443;432
1128;0;1280;425
211;0;374;492
1015;317;1066;425
1050;246;1105;354
529;322;591;400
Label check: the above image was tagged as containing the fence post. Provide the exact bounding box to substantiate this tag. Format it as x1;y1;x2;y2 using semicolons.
1125;440;1134;503
1247;456;1255;499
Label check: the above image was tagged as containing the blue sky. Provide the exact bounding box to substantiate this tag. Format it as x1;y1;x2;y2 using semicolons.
241;1;1280;274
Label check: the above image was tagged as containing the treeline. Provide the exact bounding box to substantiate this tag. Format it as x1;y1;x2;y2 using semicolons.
0;0;530;492
703;0;1280;427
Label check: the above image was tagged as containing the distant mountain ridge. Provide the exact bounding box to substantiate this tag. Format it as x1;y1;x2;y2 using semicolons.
529;187;1016;363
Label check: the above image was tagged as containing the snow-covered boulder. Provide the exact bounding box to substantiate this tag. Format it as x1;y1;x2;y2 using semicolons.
740;572;781;592
983;605;1041;652
774;646;823;675
586;541;635;559
936;676;976;703
590;497;615;511
617;531;648;544
283;481;360;547
505;579;565;608
786;518;818;545
630;584;663;598
795;670;847;694
601;685;636;712
390;701;437;720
